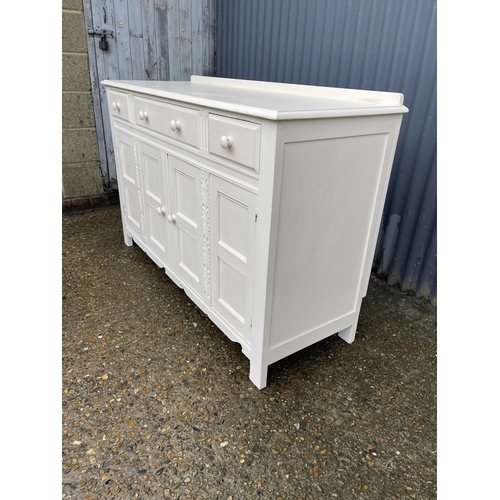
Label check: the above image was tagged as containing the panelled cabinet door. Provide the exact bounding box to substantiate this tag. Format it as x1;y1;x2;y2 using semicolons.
168;155;204;298
210;176;256;344
114;128;143;241
137;140;171;267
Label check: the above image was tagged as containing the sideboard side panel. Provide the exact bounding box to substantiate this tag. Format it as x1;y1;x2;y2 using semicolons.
268;120;391;353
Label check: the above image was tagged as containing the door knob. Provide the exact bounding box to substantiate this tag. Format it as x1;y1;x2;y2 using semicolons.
170;120;181;131
220;135;233;149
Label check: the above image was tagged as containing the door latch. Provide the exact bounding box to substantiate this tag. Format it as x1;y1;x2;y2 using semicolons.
87;27;114;37
87;28;112;51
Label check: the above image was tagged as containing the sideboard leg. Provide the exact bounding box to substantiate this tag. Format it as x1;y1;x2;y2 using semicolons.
124;232;133;247
338;323;357;344
250;361;268;390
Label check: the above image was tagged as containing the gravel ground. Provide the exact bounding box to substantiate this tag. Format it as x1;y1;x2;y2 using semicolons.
62;206;437;499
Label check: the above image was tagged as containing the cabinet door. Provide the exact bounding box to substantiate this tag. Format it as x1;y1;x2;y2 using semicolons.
168;155;204;297
137;140;171;267
114;128;143;240
210;176;256;343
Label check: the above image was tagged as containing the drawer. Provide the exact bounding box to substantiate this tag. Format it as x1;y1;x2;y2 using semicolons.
133;96;199;148
208;114;261;172
108;89;130;121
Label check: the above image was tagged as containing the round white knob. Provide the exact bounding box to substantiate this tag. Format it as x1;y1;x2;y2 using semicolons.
171;214;177;223
143;111;148;120
112;102;117;110
139;111;144;120
170;120;181;131
167;214;173;223
116;102;121;110
220;135;233;149
161;207;166;214
156;207;162;215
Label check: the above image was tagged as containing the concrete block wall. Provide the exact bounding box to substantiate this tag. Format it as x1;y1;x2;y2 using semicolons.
62;0;104;204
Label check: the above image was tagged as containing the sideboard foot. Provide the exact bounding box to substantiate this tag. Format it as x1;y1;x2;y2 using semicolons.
250;362;268;390
338;323;357;344
124;232;133;247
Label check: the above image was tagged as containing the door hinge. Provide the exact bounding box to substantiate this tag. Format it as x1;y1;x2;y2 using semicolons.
255;213;258;223
250;317;253;328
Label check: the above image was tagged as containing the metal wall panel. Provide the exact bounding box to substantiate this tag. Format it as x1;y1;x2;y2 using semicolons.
216;0;437;304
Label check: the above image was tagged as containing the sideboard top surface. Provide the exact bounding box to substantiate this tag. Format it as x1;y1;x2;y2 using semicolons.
102;76;409;121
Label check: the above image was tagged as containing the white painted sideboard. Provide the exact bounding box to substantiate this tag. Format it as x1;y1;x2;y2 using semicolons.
102;76;408;389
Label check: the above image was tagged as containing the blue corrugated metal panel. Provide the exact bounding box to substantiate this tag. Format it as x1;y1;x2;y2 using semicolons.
216;0;437;305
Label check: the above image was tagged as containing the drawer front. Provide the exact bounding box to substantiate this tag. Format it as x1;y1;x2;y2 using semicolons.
208;114;261;172
133;96;199;148
108;89;130;121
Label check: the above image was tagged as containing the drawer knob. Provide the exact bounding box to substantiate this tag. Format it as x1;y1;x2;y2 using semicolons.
220;135;233;149
170;120;181;131
139;111;149;121
112;101;120;111
167;213;177;223
157;206;166;215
